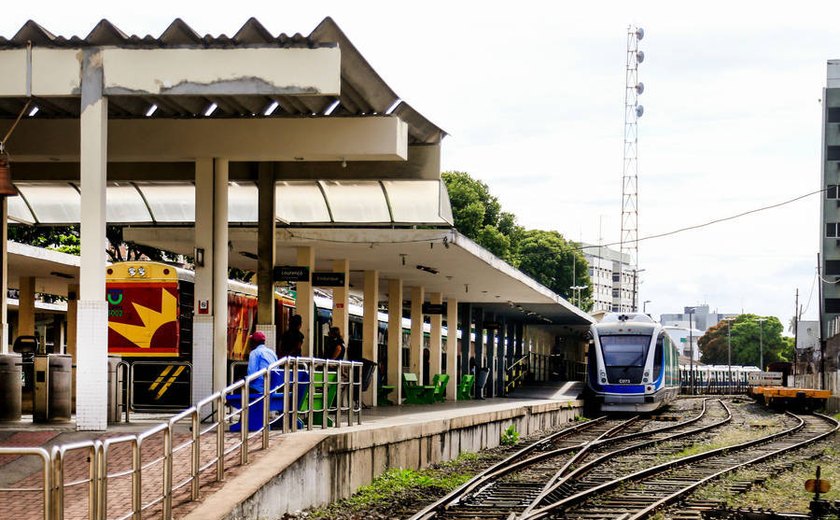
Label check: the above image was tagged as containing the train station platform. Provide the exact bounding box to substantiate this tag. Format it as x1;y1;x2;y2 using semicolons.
0;382;584;520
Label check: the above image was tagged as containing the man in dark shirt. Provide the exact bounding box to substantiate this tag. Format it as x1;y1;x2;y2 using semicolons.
278;314;304;358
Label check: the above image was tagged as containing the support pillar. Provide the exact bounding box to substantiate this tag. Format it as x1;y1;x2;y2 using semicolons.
486;315;497;398
409;286;424;383
76;48;108;430
256;163;276;350
428;292;442;384
332;259;350;350
387;279;403;404
296;247;315;357
0;199;7;352
497;318;507;396
458;302;472;394
446;298;458;401
66;285;78;363
212;159;229;393
474;307;484;399
193;158;215;404
362;270;379;406
17;277;35;339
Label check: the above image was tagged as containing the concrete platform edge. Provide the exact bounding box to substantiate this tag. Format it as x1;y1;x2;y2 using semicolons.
181;399;584;520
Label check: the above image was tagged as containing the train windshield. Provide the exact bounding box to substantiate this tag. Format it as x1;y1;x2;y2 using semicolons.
599;335;650;366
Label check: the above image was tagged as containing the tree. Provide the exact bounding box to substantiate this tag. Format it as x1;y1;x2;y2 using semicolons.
442;171;522;261
698;314;794;368
515;230;593;311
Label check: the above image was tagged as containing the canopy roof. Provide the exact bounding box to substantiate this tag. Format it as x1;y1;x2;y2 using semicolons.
7;179;453;227
0;17;444;145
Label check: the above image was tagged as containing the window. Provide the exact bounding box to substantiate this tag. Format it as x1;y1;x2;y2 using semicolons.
827;223;839;238
653;334;664;377
829;185;839;199
828;146;840;161
829;107;840;123
826;298;840;313
827;260;840;276
612;273;620;282
599;335;651;367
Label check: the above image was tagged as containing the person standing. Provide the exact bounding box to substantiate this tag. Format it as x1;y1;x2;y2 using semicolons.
326;326;346;360
278;314;304;358
247;331;277;394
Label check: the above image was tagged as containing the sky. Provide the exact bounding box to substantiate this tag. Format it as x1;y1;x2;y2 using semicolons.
3;1;839;330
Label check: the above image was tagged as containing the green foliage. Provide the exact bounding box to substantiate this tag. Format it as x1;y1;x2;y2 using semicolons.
442;170;593;311
8;225;81;255
501;424;520;446
698;314;793;369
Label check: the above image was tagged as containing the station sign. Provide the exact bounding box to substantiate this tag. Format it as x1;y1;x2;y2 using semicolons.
312;272;346;287
483;321;501;330
422;302;447;315
273;266;310;282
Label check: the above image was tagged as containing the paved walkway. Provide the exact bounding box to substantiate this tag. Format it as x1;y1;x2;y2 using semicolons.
0;382;583;519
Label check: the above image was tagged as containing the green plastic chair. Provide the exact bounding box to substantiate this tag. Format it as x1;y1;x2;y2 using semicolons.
457;374;475;400
300;371;338;426
402;372;435;404
432;373;449;402
378;385;395;406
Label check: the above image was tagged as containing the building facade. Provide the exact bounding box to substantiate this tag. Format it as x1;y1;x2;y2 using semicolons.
582;244;638;313
822;60;840;341
659;304;734;334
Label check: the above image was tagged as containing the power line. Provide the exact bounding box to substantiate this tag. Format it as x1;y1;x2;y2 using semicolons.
579;186;826;251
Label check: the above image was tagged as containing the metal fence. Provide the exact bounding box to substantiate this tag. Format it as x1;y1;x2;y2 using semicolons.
0;356;362;520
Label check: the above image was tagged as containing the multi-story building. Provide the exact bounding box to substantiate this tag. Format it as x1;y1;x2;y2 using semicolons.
822;61;840;343
582;244;638;313
660;305;734;334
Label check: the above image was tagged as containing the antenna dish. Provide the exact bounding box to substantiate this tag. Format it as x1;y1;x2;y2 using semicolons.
636;50;645;64
636;28;645;40
635;105;644;118
635;82;645;95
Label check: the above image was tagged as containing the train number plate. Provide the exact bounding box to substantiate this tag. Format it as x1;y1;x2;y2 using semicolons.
618;379;631;384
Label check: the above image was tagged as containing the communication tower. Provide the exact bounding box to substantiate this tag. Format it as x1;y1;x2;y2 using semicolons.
620;26;645;312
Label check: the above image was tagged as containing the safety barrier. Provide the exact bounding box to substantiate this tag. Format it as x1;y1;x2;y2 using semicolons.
504;355;529;393
0;356;362;520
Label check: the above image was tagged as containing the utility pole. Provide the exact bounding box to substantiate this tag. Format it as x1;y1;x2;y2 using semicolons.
756;317;767;371
689;308;695;395
818;253;826;390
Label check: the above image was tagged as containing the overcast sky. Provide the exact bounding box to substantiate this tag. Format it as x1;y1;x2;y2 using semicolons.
3;1;839;330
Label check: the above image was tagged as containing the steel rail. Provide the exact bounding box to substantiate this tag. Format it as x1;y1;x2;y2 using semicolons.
522;411;836;520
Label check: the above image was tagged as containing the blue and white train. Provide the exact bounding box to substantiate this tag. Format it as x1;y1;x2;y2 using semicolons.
586;313;680;413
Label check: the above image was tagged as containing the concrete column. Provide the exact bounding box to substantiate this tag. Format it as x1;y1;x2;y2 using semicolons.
212;159;229;393
0;198;7;353
446;298;458;401
458;302;472;388
362;270;379;406
17;276;35;339
486;316;497;398
66;285;78;362
387;279;403;403
428;292;442;381
296;247;315;357
192;158;215;404
409;286;424;383
332;259;350;348
256;162;276;350
497;319;507;396
76;48;108;430
474;307;484;399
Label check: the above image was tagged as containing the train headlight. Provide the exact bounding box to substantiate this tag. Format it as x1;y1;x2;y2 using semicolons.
644;370;650;378
600;378;606;383
642;378;648;383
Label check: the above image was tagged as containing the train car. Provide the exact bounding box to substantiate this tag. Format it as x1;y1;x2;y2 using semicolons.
679;364;759;394
586;312;680;413
106;261;458;410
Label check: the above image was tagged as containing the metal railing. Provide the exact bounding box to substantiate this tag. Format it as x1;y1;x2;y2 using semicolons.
0;356;363;520
504;355;529;394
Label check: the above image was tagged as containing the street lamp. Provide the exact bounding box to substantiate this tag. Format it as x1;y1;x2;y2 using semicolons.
723;317;737;393
643;300;651;314
570;286;587;308
756;317;767;370
688;307;696;395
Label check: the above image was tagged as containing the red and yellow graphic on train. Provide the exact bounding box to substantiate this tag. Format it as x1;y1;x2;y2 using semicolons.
227;293;258;361
107;263;181;357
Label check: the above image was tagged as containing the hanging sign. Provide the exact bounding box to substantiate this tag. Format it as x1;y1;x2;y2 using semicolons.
274;266;310;282
312;272;346;287
422;303;447;315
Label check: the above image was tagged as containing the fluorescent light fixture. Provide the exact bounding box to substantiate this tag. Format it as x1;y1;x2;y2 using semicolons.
145;104;158;117
385;99;401;115
204;103;218;117
264;100;279;116
323;99;340;116
28;106;39;117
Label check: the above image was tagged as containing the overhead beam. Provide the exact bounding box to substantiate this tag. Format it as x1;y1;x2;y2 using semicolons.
2;117;408;162
0;47;340;97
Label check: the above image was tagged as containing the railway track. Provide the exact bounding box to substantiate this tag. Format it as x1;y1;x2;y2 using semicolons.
522;412;839;520
410;399;727;520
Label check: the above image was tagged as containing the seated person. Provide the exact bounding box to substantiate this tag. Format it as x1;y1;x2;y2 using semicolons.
247;331;278;394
